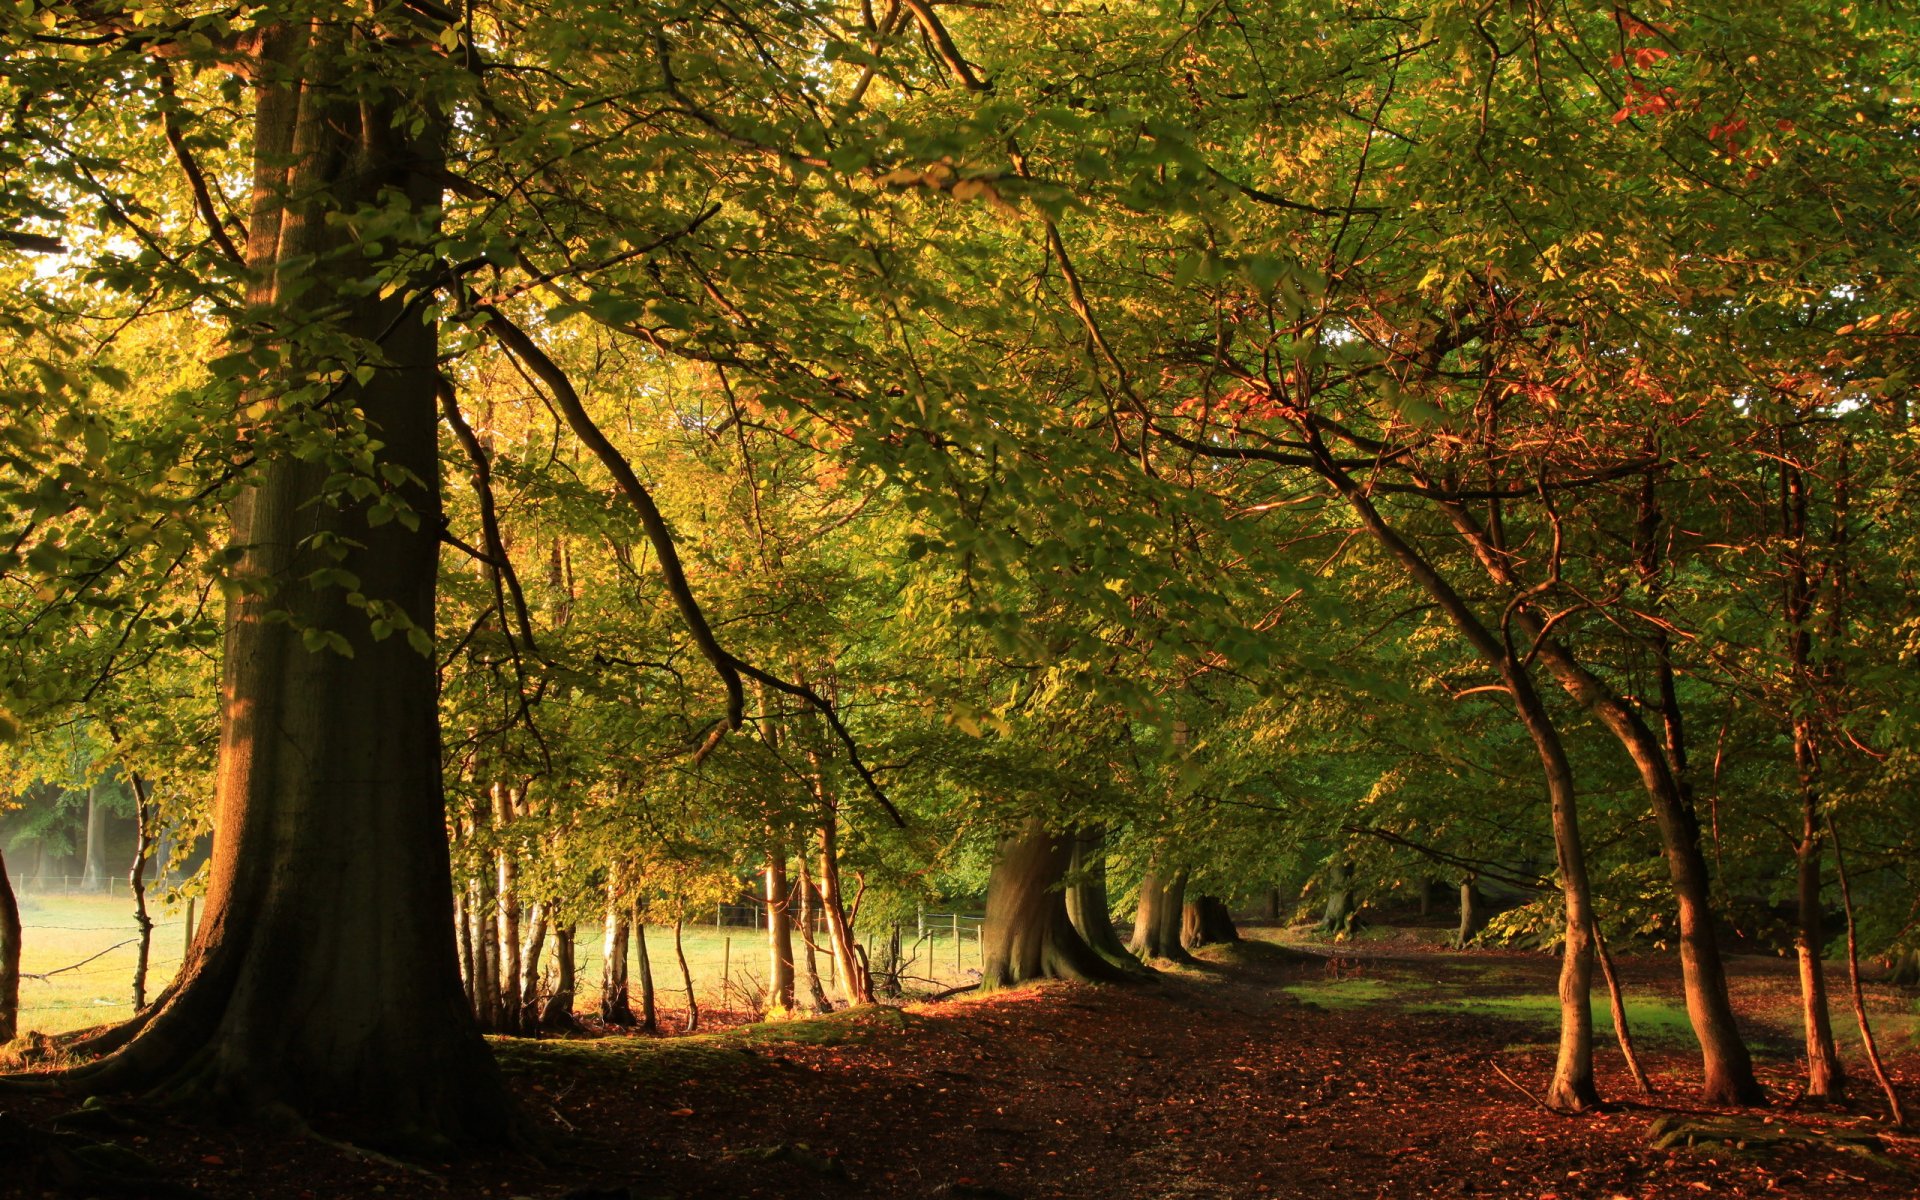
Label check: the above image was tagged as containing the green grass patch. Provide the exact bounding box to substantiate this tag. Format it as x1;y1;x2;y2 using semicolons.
1408;993;1698;1044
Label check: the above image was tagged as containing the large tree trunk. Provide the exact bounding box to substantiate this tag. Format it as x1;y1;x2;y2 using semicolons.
1130;867;1194;962
540;925;579;1033
1320;862;1357;935
765;853;795;1015
472;870;499;1031
600;894;634;1026
981;820;1132;990
60;20;508;1145
1;847;19;1044
1181;895;1238;948
1066;829;1151;974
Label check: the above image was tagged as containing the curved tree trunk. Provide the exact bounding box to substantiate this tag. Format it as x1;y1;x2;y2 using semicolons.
1457;878;1485;946
795;873;832;1014
128;775;156;1013
815;813;872;1007
673;918;698;1034
1;847;19;1044
765;853;795;1015
981;820;1133;990
1066;829;1152;975
518;901;548;1033
59;21;509;1145
1130;867;1194;963
1181;895;1238;948
1323;472;1599;1112
634;914;658;1034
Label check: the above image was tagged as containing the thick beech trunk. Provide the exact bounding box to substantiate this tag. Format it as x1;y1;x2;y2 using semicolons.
540;925;579;1032
1795;811;1844;1098
765;854;795;1015
981;820;1132;990
1;847;18;1044
473;872;499;1030
1320;862;1357;935
518;902;548;1032
634;914;658;1034
1181;895;1238;948
1066;829;1149;973
1130;868;1194;962
61;21;508;1144
601;898;634;1026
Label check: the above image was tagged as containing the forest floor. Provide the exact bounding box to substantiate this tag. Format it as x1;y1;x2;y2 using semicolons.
4;924;1918;1199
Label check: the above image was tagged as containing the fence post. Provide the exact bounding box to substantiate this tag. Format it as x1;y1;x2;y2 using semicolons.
722;936;731;1009
183;896;196;959
953;912;961;970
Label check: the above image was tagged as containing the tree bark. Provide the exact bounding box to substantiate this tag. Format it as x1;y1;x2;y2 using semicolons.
634;912;658;1034
815;813;872;1006
1317;468;1599;1111
1320;862;1357;936
1458;878;1486;946
673;918;698;1033
795;873;832;1014
765;853;795;1015
601;892;634;1026
540;925;579;1033
1130;867;1195;962
59;20;509;1144
982;820;1133;990
128;774;156;1013
81;784;106;892
1066;828;1151;974
0;847;19;1044
517;902;548;1032
494;784;523;1036
1182;895;1238;948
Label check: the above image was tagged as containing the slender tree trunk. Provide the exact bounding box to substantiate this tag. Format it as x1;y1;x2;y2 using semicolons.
1829;816;1906;1127
1458;878;1486;946
473;870;498;1031
1319;470;1599;1111
81;784;106;892
494;784;522;1036
635;912;658;1034
0;847;19;1044
1593;920;1654;1096
1795;813;1845;1099
816;813;872;1006
540;925;578;1032
128;774;156;1012
673;918;698;1033
61;19;508;1142
1263;887;1281;921
1066;828;1151;974
982;820;1133;990
765;853;795;1015
601;891;634;1026
795;871;832;1014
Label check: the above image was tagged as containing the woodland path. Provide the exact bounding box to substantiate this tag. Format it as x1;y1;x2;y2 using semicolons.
3;935;1916;1198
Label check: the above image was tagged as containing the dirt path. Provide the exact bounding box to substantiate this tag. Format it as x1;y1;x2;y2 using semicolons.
3;938;1915;1198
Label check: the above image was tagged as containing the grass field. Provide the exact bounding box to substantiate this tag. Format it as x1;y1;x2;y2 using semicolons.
9;889;988;1038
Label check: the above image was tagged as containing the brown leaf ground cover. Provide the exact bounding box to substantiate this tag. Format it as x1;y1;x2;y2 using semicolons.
3;931;1915;1199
